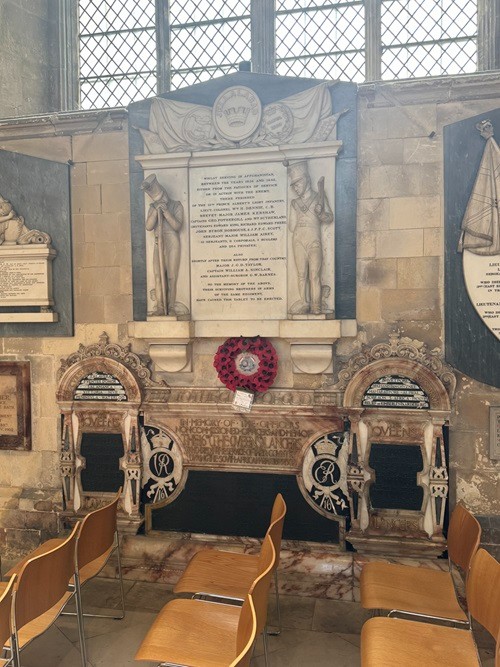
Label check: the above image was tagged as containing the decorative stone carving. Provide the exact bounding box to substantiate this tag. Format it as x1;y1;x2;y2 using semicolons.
140;83;345;153
57;332;165;391
0;194;58;322
297;431;350;520
141;424;187;531
288;160;333;317
330;331;456;406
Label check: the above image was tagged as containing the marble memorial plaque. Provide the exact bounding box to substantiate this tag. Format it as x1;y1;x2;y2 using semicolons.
362;375;430;409
463;252;500;340
0;362;31;450
73;372;128;401
168;414;324;472
0;246;58;322
190;162;288;320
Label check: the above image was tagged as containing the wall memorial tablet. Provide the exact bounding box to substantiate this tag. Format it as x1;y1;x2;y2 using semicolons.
0;362;30;450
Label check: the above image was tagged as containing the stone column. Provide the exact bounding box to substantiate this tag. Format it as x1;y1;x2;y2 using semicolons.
365;0;382;81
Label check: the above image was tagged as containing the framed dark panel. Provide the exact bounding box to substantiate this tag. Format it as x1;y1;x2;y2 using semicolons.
368;443;424;511
80;432;125;492
0;362;30;450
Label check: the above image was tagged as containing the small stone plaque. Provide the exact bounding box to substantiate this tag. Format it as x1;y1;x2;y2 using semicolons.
0;362;31;450
490;407;500;461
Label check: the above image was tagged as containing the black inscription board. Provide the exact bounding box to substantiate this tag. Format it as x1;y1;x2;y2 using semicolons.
74;372;127;401
369;443;424;511
149;470;342;544
362;375;429;409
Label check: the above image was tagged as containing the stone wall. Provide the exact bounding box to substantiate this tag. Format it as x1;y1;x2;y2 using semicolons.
0;1;59;117
353;73;500;522
0;74;499;562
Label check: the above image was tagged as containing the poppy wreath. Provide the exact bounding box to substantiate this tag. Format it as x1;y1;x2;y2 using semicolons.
213;336;278;393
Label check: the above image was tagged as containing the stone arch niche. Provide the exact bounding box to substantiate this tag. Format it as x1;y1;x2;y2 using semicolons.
57;332;166;532
334;333;455;556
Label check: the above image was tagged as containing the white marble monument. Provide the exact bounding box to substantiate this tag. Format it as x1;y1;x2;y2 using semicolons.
0;195;58;322
129;82;356;373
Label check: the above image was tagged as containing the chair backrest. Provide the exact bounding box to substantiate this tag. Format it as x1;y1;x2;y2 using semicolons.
12;522;80;635
466;548;500;649
265;493;286;569
0;575;15;652
447;503;481;573
251;534;276;636
77;488;121;570
231;592;257;667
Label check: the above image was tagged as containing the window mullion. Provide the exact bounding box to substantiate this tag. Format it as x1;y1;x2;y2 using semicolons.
365;0;381;81
156;0;171;93
477;0;500;71
251;0;275;74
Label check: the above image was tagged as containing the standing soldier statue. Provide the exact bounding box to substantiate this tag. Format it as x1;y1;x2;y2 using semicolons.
141;174;183;316
288;161;333;315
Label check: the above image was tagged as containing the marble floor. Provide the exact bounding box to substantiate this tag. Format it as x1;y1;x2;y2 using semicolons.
14;577;497;667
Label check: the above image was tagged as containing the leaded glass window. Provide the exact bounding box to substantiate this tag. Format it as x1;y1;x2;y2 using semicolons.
276;1;366;82
381;0;477;79
78;0;157;109
169;0;251;89
77;0;483;110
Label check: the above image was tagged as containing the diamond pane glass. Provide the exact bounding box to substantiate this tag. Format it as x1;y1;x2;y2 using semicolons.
276;2;365;82
169;0;251;90
78;0;157;109
381;0;477;79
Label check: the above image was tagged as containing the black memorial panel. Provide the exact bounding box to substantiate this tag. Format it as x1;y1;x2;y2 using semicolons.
80;432;125;492
362;375;429;409
149;470;341;544
369;443;424;511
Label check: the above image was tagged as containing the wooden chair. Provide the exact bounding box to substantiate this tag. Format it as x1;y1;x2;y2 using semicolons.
6;489;125;620
361;504;481;626
10;523;87;667
174;493;286;634
0;576;15;667
361;547;500;667
6;490;124;667
135;534;276;666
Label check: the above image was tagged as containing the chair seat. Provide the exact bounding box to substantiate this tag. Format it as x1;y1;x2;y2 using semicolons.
361;561;468;622
135;598;241;665
5;538;64;579
361;617;480;667
174;550;260;599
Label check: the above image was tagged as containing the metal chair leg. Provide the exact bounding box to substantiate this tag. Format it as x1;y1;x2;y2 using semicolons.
267;569;281;636
62;535;125;621
262;624;270;667
74;572;88;667
115;531;126;620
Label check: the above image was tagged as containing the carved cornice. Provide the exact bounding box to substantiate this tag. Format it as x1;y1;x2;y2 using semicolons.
58;332;166;389
330;332;456;400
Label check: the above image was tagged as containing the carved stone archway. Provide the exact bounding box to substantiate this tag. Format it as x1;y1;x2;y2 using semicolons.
57;332;166;532
332;333;456;556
